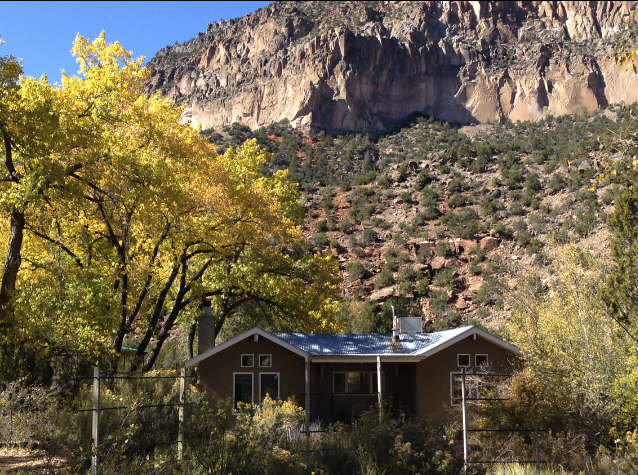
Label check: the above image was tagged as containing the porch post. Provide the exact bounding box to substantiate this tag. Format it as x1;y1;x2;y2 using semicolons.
461;367;468;473
376;355;382;422
304;356;310;471
304;356;310;429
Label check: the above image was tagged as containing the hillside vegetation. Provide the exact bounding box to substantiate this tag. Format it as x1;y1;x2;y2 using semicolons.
204;105;634;332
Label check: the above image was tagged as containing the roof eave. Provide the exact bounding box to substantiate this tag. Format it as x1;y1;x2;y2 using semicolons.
185;327;309;367
415;326;521;359
309;354;422;363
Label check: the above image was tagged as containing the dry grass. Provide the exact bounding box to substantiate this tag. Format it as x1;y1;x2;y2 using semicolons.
0;447;67;473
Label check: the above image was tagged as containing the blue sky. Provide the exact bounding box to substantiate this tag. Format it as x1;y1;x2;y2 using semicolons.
0;1;270;82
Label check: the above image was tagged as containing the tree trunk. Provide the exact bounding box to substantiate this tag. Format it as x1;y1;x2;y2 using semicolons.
0;209;25;325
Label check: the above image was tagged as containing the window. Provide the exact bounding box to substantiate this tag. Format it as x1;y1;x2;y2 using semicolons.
475;354;488;368
457;354;471;368
259;372;279;400
450;372;482;406
241;354;254;367
233;373;253;407
259;354;272;367
333;372;384;394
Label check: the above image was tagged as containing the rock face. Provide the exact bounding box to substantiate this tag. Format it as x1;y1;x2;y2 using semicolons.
147;1;638;134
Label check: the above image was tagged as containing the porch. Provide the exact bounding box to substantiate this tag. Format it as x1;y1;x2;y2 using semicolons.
305;361;417;423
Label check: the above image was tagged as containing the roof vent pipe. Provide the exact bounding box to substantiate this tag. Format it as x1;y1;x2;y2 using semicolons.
391;305;400;341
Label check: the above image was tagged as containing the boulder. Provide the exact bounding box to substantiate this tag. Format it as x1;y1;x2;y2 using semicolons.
431;256;446;270
479;236;501;252
369;286;395;302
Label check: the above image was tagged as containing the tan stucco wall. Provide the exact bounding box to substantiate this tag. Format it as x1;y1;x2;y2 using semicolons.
198;335;306;405
415;335;517;420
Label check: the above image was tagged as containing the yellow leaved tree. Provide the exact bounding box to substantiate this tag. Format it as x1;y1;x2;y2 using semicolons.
1;34;342;378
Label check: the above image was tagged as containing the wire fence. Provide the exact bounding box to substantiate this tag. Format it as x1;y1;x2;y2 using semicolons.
1;367;554;474
457;369;546;473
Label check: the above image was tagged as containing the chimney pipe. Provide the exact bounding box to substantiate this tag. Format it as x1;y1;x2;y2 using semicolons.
391;305;399;341
197;299;215;355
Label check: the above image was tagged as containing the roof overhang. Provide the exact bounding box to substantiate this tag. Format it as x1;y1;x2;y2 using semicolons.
309;355;421;363
185;327;309;367
185;325;520;368
414;326;521;358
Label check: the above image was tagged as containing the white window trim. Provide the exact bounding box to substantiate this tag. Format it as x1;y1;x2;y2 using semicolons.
240;353;254;368
258;354;272;368
233;372;254;406
259;372;280;401
457;353;471;368
332;371;384;395
475;353;489;367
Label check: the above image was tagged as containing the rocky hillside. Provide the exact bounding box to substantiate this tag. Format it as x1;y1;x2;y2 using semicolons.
204;104;634;333
147;1;638;134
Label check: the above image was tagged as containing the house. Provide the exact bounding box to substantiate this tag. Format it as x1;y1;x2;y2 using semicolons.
186;318;520;422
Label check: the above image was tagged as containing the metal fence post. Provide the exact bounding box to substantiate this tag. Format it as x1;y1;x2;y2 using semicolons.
376;356;382;423
461;368;468;474
305;356;310;474
91;366;100;475
178;367;185;462
535;421;540;474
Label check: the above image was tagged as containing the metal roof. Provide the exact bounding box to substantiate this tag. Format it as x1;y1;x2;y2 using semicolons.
185;325;519;367
274;326;473;356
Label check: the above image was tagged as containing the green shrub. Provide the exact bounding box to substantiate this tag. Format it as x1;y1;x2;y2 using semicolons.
481;197;500;215
375;269;395;289
339;219;355;234
440;208;481;239
416;245;432;263
448;174;469;193
509;201;525;216
313;233;329;248
352;247;365;258
346;261;368;281
428;290;450;316
414;278;430;296
432;269;454;288
399;191;413;203
415;169;432;190
420;187;439;207
448;194;468;208
493;222;514;240
548;172;566;193
316;219;328;232
362;228;378;244
435;240;452;257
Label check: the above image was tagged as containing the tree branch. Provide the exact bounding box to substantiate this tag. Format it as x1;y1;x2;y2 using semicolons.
25;226;83;268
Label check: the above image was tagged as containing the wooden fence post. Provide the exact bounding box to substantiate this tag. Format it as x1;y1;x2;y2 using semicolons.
91;366;100;475
178;367;185;462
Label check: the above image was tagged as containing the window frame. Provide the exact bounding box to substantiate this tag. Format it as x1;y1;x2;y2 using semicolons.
233;372;254;407
258;354;272;368
449;371;482;407
259;372;280;401
475;353;489;368
240;353;254;368
332;371;385;395
457;353;471;368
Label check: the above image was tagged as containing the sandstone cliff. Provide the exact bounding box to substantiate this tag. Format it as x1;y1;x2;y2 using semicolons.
147;1;638;134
